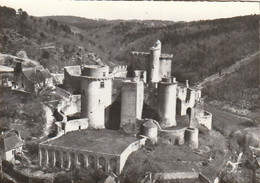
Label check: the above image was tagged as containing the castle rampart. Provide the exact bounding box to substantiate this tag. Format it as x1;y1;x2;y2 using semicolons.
63;66;81;91
112;65;128;78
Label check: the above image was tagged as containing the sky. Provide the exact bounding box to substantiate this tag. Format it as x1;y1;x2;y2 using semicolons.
0;0;259;21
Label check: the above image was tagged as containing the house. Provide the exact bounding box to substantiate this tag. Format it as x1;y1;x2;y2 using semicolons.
0;65;14;87
14;62;53;93
0;130;23;162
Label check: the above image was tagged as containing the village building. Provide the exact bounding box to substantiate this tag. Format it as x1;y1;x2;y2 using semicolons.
13;62;53;93
0;130;23;162
0;65;14;87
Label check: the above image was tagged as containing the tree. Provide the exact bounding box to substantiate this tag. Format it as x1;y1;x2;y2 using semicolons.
42;50;50;59
16;50;28;59
40;32;46;39
34;74;54;95
17;8;23;15
20;11;28;22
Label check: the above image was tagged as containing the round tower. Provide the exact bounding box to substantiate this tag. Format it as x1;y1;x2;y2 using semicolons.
81;65;113;129
157;77;177;128
140;119;158;144
149;40;161;83
184;127;199;149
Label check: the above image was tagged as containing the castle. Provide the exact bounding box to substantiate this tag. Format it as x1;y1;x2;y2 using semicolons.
39;40;212;175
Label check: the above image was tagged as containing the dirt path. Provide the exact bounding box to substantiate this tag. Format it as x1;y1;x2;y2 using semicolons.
197;51;259;89
205;104;253;136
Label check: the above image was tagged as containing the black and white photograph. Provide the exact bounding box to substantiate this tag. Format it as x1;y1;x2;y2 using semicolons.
0;0;259;182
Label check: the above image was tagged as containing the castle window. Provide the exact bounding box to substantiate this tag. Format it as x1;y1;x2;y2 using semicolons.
100;81;105;88
103;72;106;76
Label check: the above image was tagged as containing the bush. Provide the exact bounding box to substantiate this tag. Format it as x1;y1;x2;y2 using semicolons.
16;50;28;59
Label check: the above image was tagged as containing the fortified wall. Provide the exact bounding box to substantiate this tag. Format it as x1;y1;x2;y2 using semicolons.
112;65;128;78
38;40;213;176
63;66;81;91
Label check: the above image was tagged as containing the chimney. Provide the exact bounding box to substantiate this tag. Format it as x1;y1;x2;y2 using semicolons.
172;77;176;83
186;80;189;88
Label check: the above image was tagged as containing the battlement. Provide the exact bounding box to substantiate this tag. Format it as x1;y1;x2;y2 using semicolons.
112;65;128;73
131;51;150;56
81;75;114;81
160;53;173;59
114;65;127;70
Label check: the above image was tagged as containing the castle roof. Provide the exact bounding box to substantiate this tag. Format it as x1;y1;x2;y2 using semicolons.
41;129;138;155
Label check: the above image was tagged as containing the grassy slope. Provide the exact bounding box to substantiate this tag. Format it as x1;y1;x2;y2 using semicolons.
48;15;259;84
203;57;260;114
0;6;102;73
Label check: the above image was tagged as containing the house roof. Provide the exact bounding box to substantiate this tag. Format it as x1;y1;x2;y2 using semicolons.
40;69;51;79
22;67;52;83
35;65;44;70
0;131;23;152
23;68;37;83
0;65;14;73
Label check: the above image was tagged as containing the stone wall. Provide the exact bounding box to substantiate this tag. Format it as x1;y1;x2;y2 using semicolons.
57;95;81;116
195;111;212;130
160;127;186;145
55;118;89;134
119;138;146;173
112;65;128;78
177;87;196;116
63;66;81;91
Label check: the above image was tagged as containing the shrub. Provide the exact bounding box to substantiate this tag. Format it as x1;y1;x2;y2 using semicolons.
16;50;28;59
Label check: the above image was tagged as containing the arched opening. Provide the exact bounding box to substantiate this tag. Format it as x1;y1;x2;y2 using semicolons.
105;101;121;130
99;157;106;171
70;153;75;170
186;107;192;121
55;150;60;167
63;152;67;168
41;149;46;166
78;154;85;168
88;155;95;169
48;150;53;166
109;158;117;173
